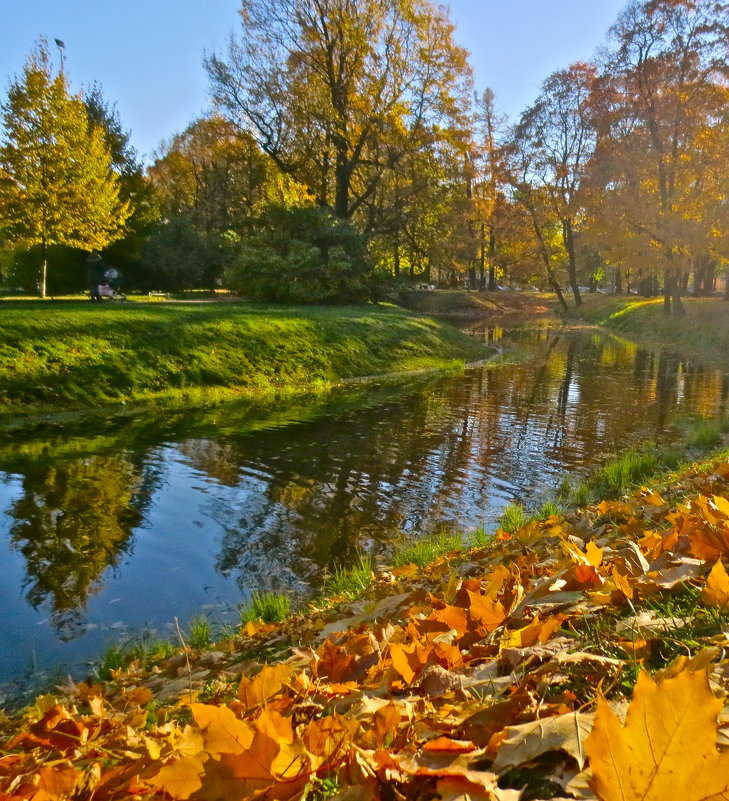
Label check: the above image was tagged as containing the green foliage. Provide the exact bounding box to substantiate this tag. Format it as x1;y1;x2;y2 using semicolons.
392;532;462;568
188;615;212;650
226;206;374;304
98;646;127;681
0;40;130;295
468;526;493;549
240;591;291;624
141;216;239;290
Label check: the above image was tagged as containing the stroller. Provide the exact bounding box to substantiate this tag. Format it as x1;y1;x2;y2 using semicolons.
97;267;126;301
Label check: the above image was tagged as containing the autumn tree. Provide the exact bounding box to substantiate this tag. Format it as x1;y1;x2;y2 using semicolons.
205;0;472;227
473;88;511;290
586;0;729;316
508;130;570;310
0;41;131;297
84;83;159;279
513;63;597;306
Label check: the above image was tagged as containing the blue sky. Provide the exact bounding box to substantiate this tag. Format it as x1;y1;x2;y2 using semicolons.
1;1;627;162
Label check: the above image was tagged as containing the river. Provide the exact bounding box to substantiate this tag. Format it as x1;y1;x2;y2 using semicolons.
1;325;727;700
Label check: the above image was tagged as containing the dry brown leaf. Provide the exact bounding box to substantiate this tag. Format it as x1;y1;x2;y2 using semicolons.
586;655;729;801
492;712;595;772
34;765;83;801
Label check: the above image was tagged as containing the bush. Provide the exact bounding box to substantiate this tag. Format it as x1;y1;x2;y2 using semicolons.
226;206;374;304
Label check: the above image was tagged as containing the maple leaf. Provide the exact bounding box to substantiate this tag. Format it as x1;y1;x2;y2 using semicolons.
587;653;729;801
702;560;729;610
191;703;254;755
237;664;295;709
33;765;82;801
146;754;206;800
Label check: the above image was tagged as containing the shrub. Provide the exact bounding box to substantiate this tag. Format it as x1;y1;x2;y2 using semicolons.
225;206;374;304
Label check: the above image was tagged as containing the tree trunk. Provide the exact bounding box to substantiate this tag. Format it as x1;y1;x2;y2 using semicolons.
479;222;486;289
671;267;685;317
563;218;582;306
488;228;497;291
663;268;672;315
39;235;47;299
615;267;623;294
334;147;350;219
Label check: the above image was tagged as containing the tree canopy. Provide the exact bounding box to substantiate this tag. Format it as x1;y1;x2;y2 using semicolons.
0;40;131;296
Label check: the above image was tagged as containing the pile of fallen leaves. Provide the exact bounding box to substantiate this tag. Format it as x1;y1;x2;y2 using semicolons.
6;461;729;800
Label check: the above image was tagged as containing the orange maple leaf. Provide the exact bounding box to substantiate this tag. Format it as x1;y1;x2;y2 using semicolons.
587;653;729;801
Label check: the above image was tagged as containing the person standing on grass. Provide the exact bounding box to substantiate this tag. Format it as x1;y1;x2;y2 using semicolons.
87;252;105;301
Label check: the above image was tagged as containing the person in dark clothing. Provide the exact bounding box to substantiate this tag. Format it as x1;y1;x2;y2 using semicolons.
87;252;105;301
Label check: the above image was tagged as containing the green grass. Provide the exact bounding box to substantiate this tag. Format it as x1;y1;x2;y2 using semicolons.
240;591;291;625
391;532;462;568
322;553;375;600
562;445;682;505
187;615;211;650
498;503;529;534
0;300;492;422
573;294;729;366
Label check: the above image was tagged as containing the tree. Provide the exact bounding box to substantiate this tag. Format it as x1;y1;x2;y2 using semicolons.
84;83;159;282
513;63;597;306
205;0;472;225
0;40;130;297
586;0;729;316
473;88;510;291
225;205;373;303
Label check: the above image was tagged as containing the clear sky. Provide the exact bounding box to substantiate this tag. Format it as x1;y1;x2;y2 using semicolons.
1;1;628;163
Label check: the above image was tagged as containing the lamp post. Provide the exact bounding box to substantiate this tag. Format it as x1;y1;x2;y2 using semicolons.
54;38;65;73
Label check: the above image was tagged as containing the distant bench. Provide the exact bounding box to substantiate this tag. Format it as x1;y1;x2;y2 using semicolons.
148;292;171;298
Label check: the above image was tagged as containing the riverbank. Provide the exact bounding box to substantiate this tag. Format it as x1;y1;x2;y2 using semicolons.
0;301;492;422
4;451;729;799
571;294;729;365
398;288;559;322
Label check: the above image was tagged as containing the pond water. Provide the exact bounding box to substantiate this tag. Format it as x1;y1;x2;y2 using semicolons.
1;325;728;698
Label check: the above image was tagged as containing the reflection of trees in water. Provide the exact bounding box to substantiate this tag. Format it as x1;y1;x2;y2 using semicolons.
175;332;729;599
8;455;143;639
6;331;729;618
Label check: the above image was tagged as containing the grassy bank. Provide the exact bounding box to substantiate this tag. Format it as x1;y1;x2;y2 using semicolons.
399;288;558;321
572;294;729;364
0;301;492;421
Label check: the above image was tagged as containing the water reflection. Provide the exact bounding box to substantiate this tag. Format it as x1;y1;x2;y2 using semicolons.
8;455;143;638
0;328;728;688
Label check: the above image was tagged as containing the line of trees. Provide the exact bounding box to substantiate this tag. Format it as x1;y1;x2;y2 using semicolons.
1;0;728;312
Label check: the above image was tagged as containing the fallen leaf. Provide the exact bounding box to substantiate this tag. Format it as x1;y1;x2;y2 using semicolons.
587;653;729;800
237;664;295;709
702;560;729;610
492;712;595;772
191;703;254;756
146;754;206;800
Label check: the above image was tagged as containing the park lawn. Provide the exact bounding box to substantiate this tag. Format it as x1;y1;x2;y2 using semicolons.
571;293;729;365
0;300;492;421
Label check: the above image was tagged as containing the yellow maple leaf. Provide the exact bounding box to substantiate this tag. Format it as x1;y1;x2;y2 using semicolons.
702;560;729;610
191;702;254;756
145;754;206;800
237;664;295;709
587;655;729;801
